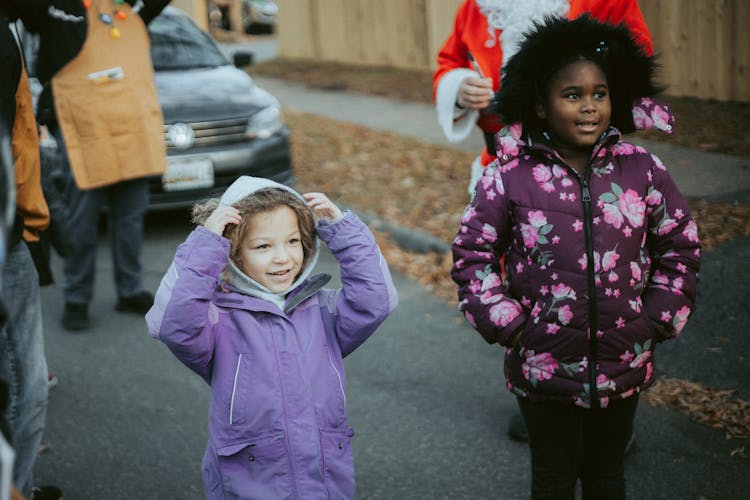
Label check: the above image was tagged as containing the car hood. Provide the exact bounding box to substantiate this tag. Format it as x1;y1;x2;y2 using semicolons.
155;65;271;123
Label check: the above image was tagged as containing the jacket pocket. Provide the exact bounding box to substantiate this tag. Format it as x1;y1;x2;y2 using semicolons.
229;352;283;428
320;427;355;500
217;433;292;500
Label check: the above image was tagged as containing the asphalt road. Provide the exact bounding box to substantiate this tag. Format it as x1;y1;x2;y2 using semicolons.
31;209;749;499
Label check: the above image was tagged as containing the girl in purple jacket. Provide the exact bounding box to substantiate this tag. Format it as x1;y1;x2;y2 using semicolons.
146;176;398;499
451;15;700;499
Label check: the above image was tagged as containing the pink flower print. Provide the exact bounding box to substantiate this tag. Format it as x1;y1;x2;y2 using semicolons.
622;226;632;237
572;219;583;232
561;178;573;187
620;350;635;363
508;122;523;140
641;97;654;106
552;236;560;244
677;263;687;274
558;305;573;325
567;193;577;202
630;262;642;281
533;164;553;183
605;288;612;297
602;249;620;271
593;252;601;273
612;143;637;156
629;299;642;313
539;285;549;296
520;223;539;249
630;350;652;368
615;317;626;328
618;189;646;227
551;273;558;280
481;272;502;291
481;223;497;244
528;211;548;228
578;254;587;270
498;157;519;173
661;310;673;322
540;182;556;193
645;189;663;206
531;303;542;318
652;271;669;286
632;106;653;130
546;323;561;335
673;305;691;335
521;296;532;308
651;154;667;171
516;262;524;274
551;283;577;301
674;208;684;219
596;373;616;392
657;218;678;235
461;206;476;224
552;165;565;178
651;106;671;132
612;289;620;298
522;350;559;385
682;220;699;242
608;271;619;283
489;301;521;327
602;203;624;228
672;277;684;291
593;216;601;225
464;311;476;328
645;362;654;382
498;135;519;157
468;280;481;294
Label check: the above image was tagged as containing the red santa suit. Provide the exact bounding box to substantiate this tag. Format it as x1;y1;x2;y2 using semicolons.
433;0;653;190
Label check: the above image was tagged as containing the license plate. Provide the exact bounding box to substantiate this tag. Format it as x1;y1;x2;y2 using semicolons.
162;157;214;192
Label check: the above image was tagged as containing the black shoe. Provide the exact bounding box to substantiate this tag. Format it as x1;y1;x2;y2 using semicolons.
61;302;90;331
507;412;528;442
115;290;154;314
31;485;64;500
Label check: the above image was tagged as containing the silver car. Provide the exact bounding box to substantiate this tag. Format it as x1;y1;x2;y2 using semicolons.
149;7;293;209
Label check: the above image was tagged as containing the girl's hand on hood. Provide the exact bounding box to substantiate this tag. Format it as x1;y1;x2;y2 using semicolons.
303;192;343;222
204;205;241;236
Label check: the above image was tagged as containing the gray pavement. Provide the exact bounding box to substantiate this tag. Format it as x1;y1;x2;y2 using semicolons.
31;67;749;497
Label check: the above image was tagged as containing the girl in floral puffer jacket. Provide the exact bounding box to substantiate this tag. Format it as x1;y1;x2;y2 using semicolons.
450;15;700;499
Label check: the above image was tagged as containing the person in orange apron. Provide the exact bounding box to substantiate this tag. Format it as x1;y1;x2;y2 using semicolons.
17;0;170;331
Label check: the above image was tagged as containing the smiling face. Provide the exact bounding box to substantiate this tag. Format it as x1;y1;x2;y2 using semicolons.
237;205;304;293
536;59;612;171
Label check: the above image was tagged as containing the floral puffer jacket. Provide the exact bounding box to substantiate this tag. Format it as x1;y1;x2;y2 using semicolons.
451;104;701;408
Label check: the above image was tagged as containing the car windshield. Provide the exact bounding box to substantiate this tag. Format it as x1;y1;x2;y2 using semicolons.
149;13;228;70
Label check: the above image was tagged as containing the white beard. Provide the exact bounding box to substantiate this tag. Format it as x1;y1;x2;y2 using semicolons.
476;0;570;66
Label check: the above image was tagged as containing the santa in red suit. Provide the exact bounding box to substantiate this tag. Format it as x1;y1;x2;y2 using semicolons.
433;0;653;193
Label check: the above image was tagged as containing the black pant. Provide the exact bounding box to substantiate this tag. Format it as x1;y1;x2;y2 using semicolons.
517;395;639;500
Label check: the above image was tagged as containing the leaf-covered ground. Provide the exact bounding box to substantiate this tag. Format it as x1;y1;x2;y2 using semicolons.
287;110;750;442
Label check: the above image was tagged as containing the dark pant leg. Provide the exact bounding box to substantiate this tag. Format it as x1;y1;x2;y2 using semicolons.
52;127;105;304
580;396;639;500
517;398;583;500
107;178;148;298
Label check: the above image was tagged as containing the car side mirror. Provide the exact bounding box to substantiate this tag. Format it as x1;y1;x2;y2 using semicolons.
233;51;254;68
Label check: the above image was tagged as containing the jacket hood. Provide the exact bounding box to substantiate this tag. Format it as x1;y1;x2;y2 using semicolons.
220;176;320;307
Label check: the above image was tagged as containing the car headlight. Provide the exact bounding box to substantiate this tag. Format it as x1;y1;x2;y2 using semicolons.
245;105;283;139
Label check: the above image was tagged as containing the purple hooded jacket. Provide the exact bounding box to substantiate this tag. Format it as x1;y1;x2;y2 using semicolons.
146;193;398;499
451;100;700;408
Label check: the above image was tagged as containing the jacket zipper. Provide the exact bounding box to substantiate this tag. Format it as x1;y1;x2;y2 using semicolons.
580;172;600;409
229;353;243;425
271;325;300;499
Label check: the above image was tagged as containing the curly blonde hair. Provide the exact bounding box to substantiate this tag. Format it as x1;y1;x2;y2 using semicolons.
192;188;317;272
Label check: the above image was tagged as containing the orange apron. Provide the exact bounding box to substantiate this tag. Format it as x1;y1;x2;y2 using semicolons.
52;0;166;190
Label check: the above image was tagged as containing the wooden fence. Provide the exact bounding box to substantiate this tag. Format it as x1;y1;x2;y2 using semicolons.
275;0;749;102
